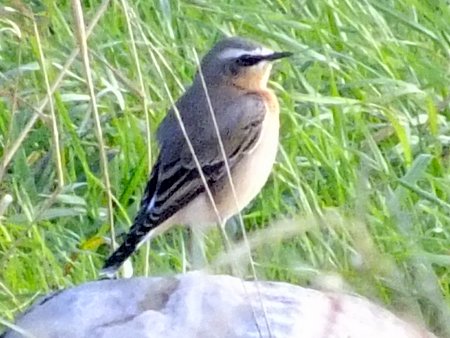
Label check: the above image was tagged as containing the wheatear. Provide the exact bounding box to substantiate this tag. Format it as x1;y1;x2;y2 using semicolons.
101;37;291;276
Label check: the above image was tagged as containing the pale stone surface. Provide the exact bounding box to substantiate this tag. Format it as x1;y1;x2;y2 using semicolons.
3;272;436;338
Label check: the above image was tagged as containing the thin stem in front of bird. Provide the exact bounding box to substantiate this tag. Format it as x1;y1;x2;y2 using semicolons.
193;49;274;338
131;10;235;261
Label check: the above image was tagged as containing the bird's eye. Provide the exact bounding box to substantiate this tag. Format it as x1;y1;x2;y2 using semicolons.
235;54;262;67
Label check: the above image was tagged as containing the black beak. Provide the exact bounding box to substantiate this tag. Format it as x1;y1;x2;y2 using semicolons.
263;51;293;61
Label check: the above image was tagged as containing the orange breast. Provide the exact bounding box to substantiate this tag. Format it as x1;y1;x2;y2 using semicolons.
257;89;279;114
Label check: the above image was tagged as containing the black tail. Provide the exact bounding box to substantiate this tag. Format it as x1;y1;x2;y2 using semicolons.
100;237;140;278
100;210;157;278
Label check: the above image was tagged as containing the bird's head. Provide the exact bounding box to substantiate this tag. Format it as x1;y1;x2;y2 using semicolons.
196;37;291;90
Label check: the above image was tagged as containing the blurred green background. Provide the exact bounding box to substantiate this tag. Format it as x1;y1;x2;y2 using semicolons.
0;0;449;335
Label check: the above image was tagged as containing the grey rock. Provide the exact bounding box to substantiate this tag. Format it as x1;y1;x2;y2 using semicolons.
3;272;435;338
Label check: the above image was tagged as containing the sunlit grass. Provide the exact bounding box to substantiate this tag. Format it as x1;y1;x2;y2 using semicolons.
0;0;449;336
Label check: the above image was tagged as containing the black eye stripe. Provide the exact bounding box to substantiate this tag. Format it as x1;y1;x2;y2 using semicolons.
235;54;263;66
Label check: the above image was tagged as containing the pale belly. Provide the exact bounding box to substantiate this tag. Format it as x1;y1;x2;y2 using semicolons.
216;110;280;219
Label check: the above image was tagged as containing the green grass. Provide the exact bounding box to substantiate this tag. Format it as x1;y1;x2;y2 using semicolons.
1;0;450;335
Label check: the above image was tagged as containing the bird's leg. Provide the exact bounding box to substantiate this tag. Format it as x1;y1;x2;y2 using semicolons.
216;219;243;276
218;219;232;254
188;226;207;270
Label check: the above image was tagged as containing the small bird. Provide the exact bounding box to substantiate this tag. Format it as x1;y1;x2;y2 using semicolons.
101;37;291;276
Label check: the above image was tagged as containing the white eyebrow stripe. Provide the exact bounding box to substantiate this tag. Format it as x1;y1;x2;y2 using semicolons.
219;47;274;59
